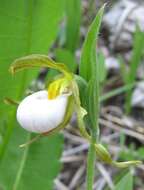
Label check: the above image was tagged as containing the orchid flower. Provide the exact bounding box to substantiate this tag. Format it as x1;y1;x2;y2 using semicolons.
17;90;72;133
9;54;141;168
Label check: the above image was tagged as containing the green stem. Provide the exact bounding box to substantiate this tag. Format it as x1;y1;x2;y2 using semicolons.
13;133;31;190
86;54;100;189
75;98;96;190
72;80;98;189
86;143;96;190
19;134;41;148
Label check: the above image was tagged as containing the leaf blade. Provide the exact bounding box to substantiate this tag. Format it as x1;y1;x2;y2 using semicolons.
0;1;65;189
65;0;81;52
79;5;105;81
115;171;133;190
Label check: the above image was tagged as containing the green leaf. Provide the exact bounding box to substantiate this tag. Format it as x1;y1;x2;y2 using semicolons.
104;169;129;190
55;48;77;72
0;1;65;189
0;0;65;114
80;5;105;138
86;72;99;134
79;5;105;81
0;125;63;190
97;52;107;83
65;0;81;52
115;171;133;190
0;0;65;152
83;7;105;189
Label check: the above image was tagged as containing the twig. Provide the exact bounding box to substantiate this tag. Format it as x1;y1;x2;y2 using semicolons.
96;163;114;190
99;118;144;142
54;179;69;190
63;143;89;157
61;155;85;163
93;178;106;190
69;165;85;189
63;130;87;144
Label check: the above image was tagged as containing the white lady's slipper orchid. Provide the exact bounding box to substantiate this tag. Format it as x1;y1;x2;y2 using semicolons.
9;54;142;167
17;90;73;133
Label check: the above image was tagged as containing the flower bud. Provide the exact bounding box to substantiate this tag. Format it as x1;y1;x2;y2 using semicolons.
17;90;73;133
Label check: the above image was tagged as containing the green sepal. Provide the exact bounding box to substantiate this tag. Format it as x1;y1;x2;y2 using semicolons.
112;160;142;168
94;143;142;168
94;144;112;163
10;54;73;81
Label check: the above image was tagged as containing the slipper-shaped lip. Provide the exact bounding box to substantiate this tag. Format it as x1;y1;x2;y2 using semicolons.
17;90;71;133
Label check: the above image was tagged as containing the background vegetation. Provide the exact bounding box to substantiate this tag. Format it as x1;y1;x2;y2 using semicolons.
0;0;144;190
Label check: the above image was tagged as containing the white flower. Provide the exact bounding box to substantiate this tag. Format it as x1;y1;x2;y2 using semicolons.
17;90;71;133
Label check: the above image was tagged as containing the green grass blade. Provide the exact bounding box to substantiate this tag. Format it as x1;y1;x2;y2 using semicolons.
65;0;81;52
100;82;136;102
125;26;144;113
